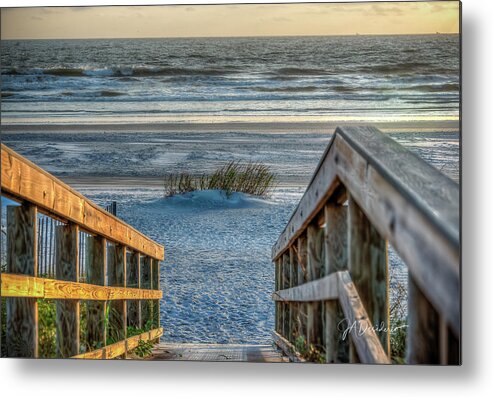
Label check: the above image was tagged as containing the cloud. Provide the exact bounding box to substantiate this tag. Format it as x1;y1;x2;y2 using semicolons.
371;4;405;16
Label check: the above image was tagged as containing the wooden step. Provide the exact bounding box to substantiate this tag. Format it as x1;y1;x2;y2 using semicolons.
148;343;289;363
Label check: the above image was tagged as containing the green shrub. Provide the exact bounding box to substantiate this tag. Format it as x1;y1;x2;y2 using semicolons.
38;299;57;358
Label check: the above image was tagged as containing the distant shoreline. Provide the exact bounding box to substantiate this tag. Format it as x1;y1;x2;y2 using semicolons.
1;119;459;134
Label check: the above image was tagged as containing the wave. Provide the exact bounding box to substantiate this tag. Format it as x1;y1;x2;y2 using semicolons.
2;65;239;78
247;86;319;93
354;62;455;75
270;67;332;76
100;90;125;97
408;83;459;92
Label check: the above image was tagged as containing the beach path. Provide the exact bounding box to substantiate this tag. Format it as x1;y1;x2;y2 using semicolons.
146;343;288;363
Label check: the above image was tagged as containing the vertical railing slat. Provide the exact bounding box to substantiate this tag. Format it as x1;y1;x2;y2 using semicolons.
152;258;160;332
306;223;324;352
141;255;152;329
348;195;389;361
107;243;127;356
127;251;141;328
406;275;440;364
6;204;38;357
55;223;80;357
297;234;308;349
86;236;107;354
324;202;349;363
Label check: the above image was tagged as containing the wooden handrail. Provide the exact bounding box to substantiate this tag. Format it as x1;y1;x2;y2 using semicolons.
1;143;164;260
1;144;164;359
272;270;390;364
73;327;163;359
272;126;460;364
1;273;162;300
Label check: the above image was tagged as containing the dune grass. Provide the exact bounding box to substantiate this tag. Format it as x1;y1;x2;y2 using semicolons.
163;161;277;198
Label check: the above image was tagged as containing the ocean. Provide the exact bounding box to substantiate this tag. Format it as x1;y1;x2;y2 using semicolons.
1;35;459;124
0;35;460;344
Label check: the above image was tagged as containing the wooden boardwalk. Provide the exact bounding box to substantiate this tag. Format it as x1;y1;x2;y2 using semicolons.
147;343;288;362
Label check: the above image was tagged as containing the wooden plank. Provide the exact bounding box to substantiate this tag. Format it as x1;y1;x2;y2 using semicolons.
348;196;389;356
297;235;308;349
272;272;338;302
73;327;163;360
288;247;295;343
6;204;38;358
306;223;324;348
86;236;106;350
0;273;162;300
127;251;141;328
272;331;306;363
55;223;80;358
271;126;460;338
150;343;288;362
337;271;390;364
1;273;44;297
141;255;152;329
152;258;160;330
406;275;440;364
107;244;127;346
274;258;279;333
324;203;349;363
282;252;290;339
1;143;164;260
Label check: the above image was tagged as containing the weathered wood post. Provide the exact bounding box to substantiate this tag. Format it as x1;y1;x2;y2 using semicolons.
288;246;297;343
307;223;324;352
348;195;389;362
127;251;141;328
141;255;152;329
282;252;290;339
151;258;160;334
274;258;279;334
55;223;80;357
86;236;107;352
107;243;127;350
324;202;349;363
297;234;308;349
6;204;38;357
406;275;439;364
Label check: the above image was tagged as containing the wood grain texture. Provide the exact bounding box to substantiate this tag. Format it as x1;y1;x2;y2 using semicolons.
272;272;338;302
324;203;349;363
272;331;306;363
348;196;389;355
271;126;459;339
297;235;308;346
0;274;162;300
337;271;390;364
150;343;288;362
126;251;141;328
140;255;152;328
86;236;106;350
1;143;164;260
108;244;127;344
307;224;324;348
73;327;163;359
406;275;440;364
332;131;459;336
6;204;38;358
55;223;80;358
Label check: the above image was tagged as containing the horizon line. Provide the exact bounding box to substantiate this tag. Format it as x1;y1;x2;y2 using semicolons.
1;32;460;41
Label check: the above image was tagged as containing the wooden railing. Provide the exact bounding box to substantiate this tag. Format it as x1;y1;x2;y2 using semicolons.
0;144;165;359
272;126;460;364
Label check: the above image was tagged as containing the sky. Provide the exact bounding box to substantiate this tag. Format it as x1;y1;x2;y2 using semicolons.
1;1;460;39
